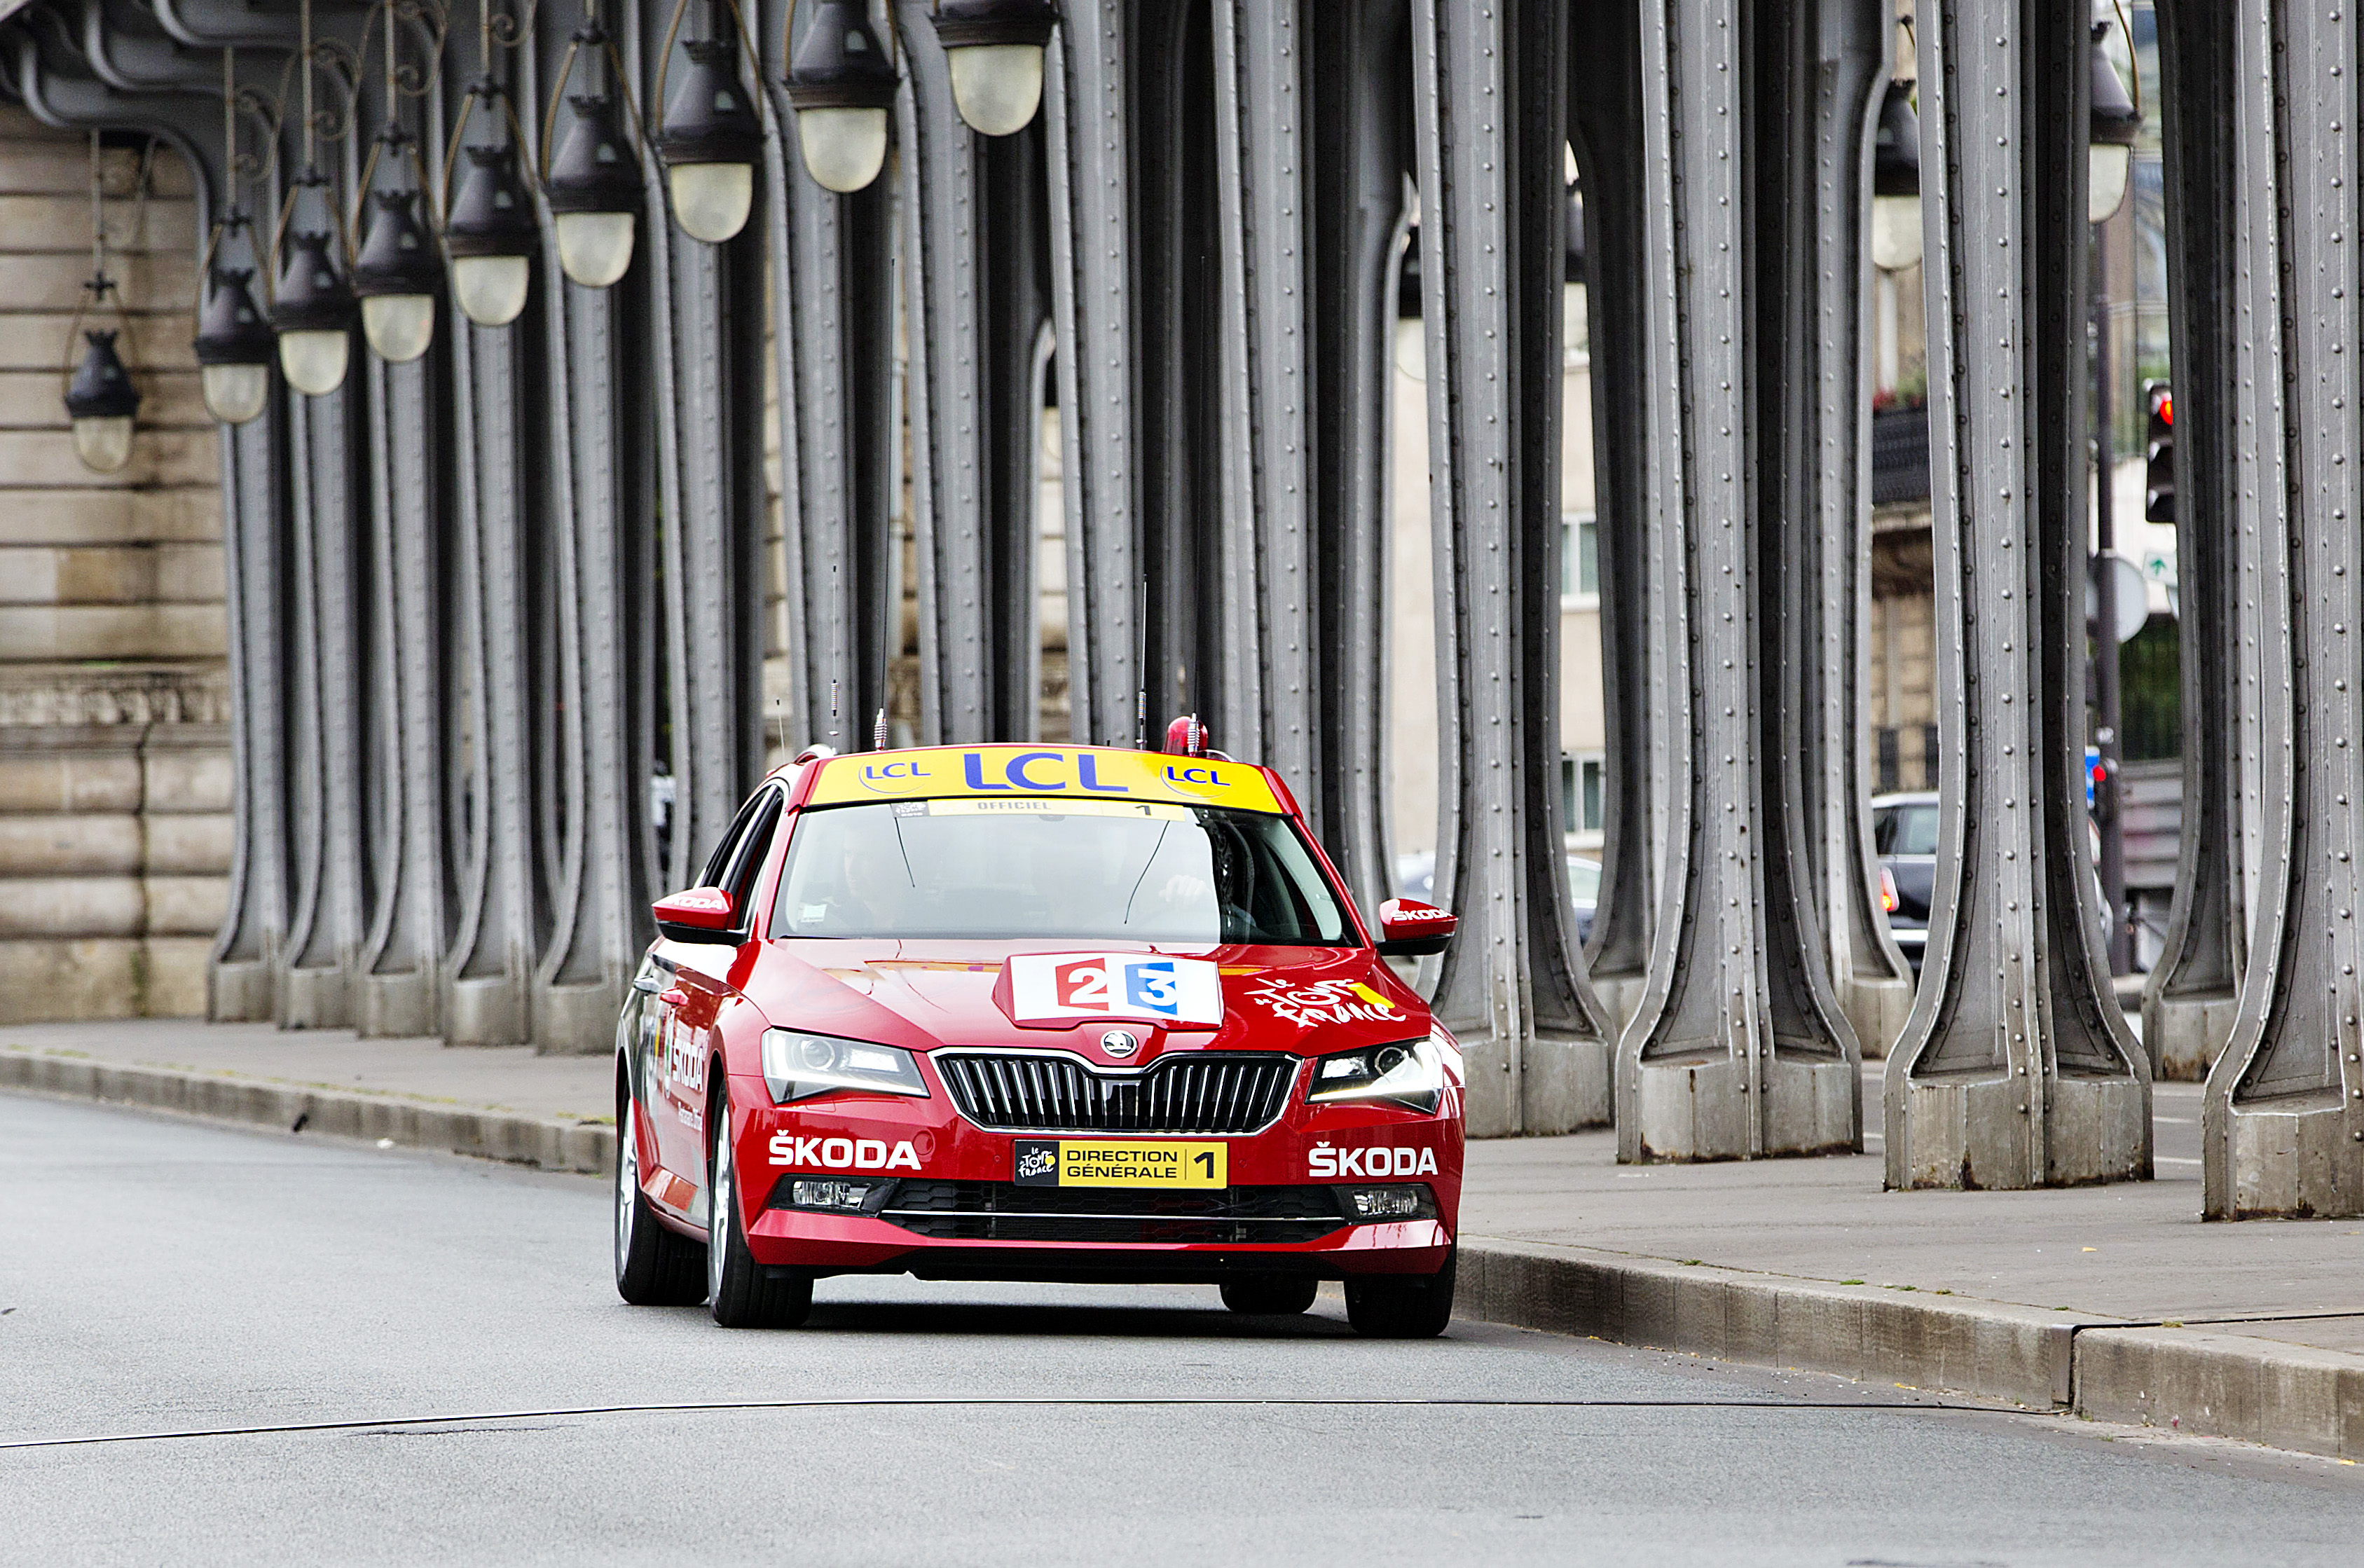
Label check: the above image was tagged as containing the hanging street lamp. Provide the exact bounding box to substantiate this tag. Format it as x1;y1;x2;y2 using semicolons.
66;327;141;475
928;0;1057;138
657;10;764;241
1869;78;1921;272
544;6;647;284
273;223;360;395
353;181;442;362
783;0;898;193
194;265;275;424
445;128;540;326
2088;19;2140;226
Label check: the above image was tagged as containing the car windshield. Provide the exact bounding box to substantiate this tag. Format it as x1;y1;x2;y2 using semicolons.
768;799;1355;947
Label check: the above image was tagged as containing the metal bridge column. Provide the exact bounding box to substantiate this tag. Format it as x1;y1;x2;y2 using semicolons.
1614;0;1864;1163
2140;0;2246;1084
1412;0;1611;1136
1884;3;2150;1189
894;3;1050;747
2198;0;2364;1220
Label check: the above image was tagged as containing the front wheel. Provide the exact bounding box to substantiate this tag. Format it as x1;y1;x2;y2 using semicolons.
1344;1248;1456;1339
706;1088;813;1329
614;1096;706;1306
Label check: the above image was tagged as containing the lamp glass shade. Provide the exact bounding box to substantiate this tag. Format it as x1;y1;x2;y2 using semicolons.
797;106;889;193
2088;143;2131;226
362;294;437;363
947;43;1044;137
666;163;753;244
201;362;271;425
452;255;532;327
556;210;638;287
279;328;350;396
1870;193;1923;272
71;414;135;474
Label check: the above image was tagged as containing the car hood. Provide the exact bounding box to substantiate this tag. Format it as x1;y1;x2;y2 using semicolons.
736;939;1431;1061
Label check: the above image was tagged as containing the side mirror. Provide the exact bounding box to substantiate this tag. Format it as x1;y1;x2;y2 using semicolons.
653;886;741;945
1376;898;1456;957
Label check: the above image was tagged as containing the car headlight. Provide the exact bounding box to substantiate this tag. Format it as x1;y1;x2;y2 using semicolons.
1306;1037;1443;1113
760;1029;929;1103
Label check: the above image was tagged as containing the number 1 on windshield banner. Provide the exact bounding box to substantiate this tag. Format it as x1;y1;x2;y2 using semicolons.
1006;953;1225;1026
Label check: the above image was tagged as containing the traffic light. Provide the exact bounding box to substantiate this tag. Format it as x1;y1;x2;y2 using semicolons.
2143;380;2174;523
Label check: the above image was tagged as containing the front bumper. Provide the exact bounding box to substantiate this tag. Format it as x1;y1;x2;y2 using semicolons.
725;1066;1462;1281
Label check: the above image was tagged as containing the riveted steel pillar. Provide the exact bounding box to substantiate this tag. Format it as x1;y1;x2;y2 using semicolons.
762;0;895;776
1567;0;1656;1036
1884;4;2150;1190
2199;0;2364;1220
1412;0;1611;1137
1614;0;1862;1164
2139;0;2246;1085
1044;4;1140;747
894;2;1049;747
1804;2;1913;1064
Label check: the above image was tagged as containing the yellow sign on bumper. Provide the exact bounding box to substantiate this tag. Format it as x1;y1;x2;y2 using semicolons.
1014;1139;1227;1188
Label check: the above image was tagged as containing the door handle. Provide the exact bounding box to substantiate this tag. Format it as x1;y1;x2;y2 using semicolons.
660;988;689;1008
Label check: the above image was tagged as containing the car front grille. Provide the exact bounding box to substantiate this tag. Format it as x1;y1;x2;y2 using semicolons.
934;1051;1298;1134
879;1181;1347;1244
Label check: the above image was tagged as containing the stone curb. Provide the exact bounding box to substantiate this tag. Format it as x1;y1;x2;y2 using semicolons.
8;1054;2358;1462
1458;1235;2364;1462
0;1050;614;1176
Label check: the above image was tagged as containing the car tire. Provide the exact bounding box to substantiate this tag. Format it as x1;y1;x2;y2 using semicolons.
614;1095;707;1306
1343;1247;1456;1339
706;1087;813;1330
1219;1275;1319;1316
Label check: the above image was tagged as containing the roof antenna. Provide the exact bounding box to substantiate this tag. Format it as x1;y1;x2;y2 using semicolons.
828;678;839;743
872;706;887;751
772;696;788;762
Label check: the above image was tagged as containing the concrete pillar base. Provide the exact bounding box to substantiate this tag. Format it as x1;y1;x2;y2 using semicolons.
445;975;528;1047
2219;1106;2364;1219
359;970;438;1040
1628;1054;1857;1161
2144;991;2238;1082
535;980;624;1057
208;959;274;1023
278;965;350;1030
1890;1075;2149;1189
1459;1033;1612;1138
1839;973;1913;1061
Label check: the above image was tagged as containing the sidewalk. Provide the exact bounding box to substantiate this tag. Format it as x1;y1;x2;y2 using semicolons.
6;1019;2358;1459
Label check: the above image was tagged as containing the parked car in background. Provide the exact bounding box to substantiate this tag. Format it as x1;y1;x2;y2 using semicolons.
1871;790;2111;980
1395;851;1598;947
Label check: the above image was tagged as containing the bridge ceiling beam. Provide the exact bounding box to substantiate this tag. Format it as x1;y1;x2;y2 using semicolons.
1883;1;2151;1190
2197;0;2364;1220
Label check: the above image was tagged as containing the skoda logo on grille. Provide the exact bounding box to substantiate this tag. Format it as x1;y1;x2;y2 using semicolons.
1099;1029;1140;1059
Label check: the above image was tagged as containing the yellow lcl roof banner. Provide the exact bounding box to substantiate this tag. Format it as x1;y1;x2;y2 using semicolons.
804;746;1284;814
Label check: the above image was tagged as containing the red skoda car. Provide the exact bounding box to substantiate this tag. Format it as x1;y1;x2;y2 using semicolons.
612;737;1464;1337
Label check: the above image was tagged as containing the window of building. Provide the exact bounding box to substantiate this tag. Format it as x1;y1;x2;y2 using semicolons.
1561;513;1599;606
1561;752;1606;835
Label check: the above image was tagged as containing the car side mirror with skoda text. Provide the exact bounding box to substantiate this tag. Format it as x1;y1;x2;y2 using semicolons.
1375;898;1456;956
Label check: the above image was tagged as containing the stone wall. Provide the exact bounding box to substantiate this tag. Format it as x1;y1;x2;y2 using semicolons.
0;111;229;1022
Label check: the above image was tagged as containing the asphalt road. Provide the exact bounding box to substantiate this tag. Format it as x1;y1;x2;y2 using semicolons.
5;1095;2360;1567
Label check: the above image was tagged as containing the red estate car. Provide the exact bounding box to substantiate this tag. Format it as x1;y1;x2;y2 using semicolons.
612;736;1465;1337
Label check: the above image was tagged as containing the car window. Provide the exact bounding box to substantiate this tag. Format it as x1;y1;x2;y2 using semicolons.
767;800;1354;947
722;790;784;916
699;791;769;890
1892;806;1939;856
